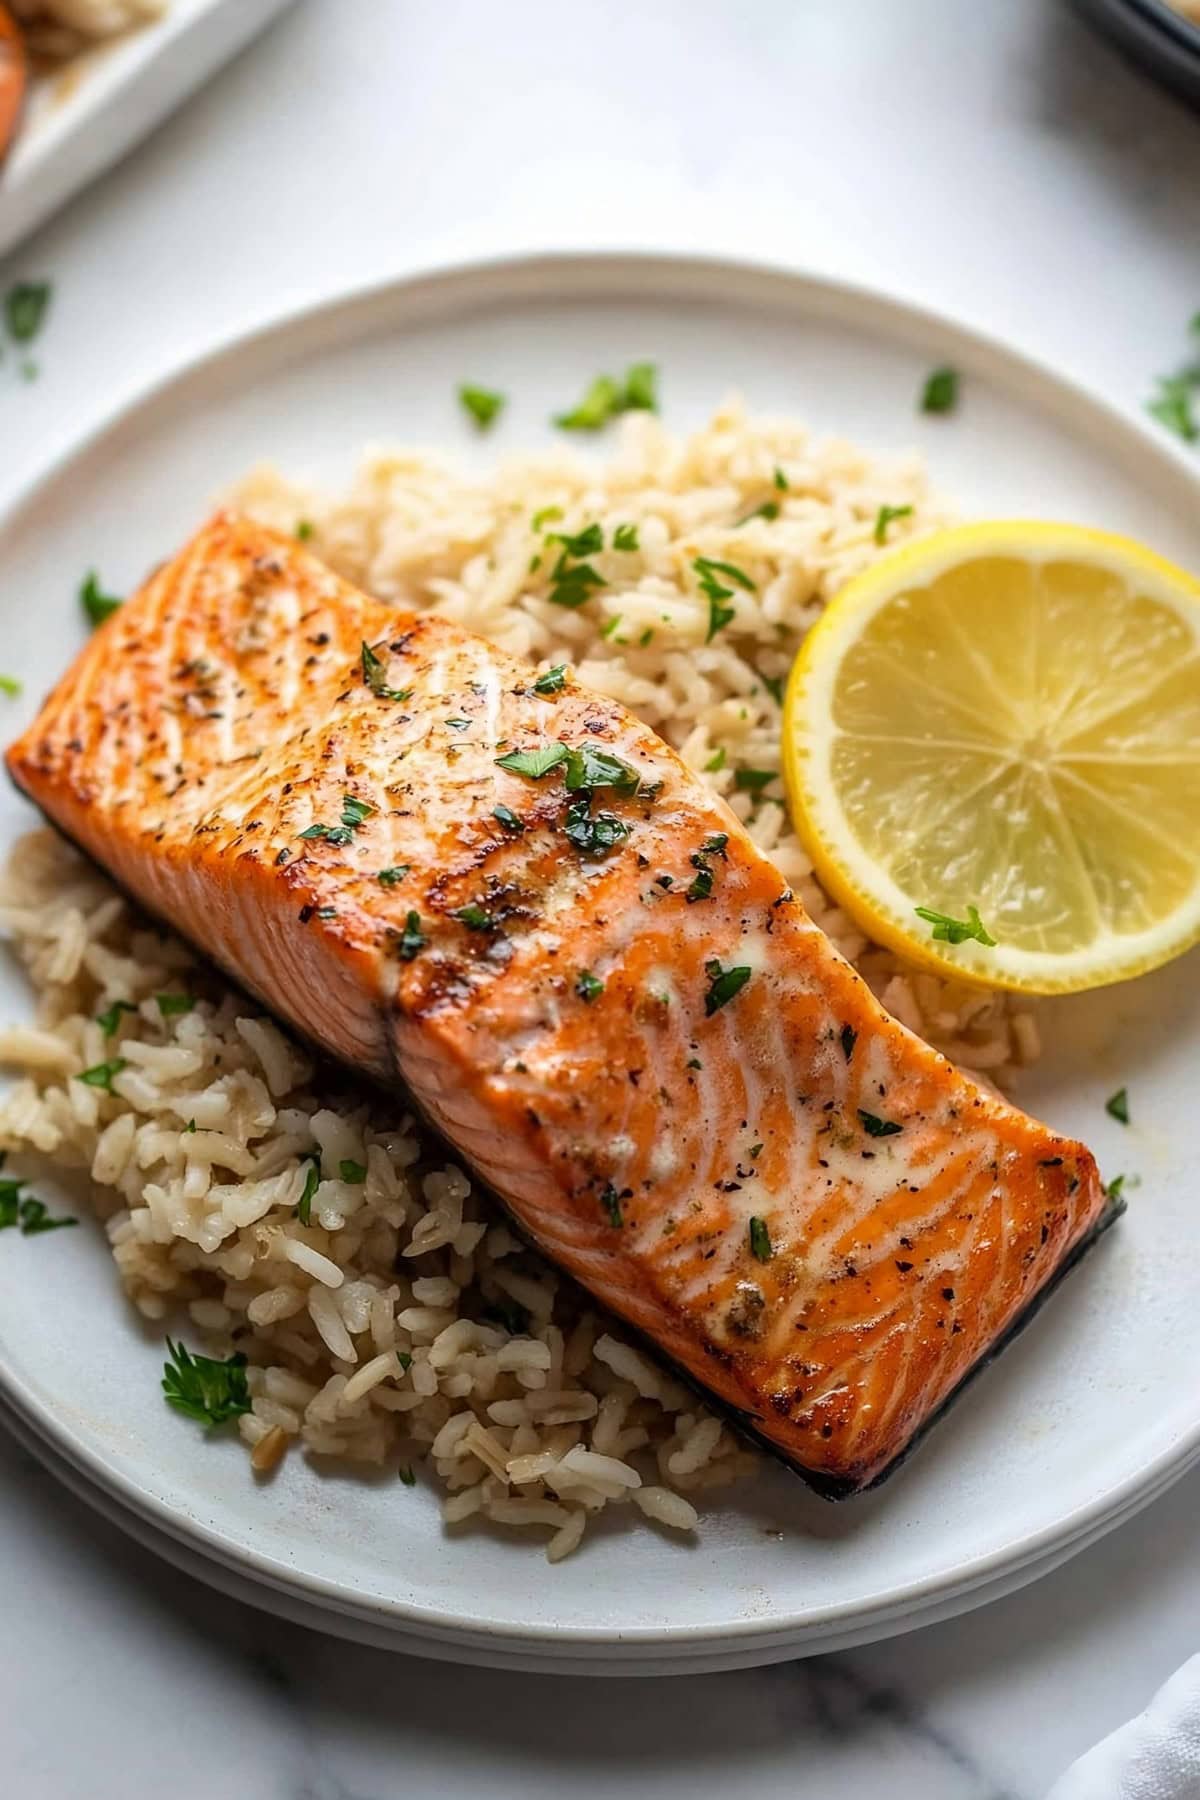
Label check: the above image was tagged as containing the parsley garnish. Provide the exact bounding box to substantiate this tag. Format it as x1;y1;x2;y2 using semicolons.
162;1338;251;1428
840;1023;857;1062
921;366;959;414
737;499;780;525
686;833;727;903
1148;376;1197;442
773;466;789;490
97;999;136;1037
563;800;630;858
914;904;996;947
5;281;51;344
396;1350;413;1371
458;383;506;430
377;865;410;886
551;522;603;558
398;1464;417;1486
554;362;658;430
445;717;470;731
492;805;525;833
398;911;426;960
77;1058;126;1093
733;768;775;793
0;1167;77;1235
859;1110;902;1138
294;1156;320;1225
156;992;194;1018
704;959;751;1015
496;742;570;780
295;520;315;540
546;551;606;610
704;747;726;772
563;743;640;796
531;505;563;531
693;556;756;641
576;970;604;1002
80;571;122;627
613;523;639;552
455;903;495;931
361;640;413;703
339;1159;367;1184
1105;1174;1127;1204
748;1216;773;1262
874;503;913;545
599;1182;624;1227
1106;1087;1130;1125
299;793;375;848
0;674;21;697
532;664;568;695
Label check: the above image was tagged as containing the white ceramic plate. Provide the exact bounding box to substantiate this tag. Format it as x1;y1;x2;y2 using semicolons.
1;253;1198;1673
0;0;296;261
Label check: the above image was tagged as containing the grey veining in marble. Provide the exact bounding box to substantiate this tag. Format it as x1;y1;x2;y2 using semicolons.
2;3;1199;1797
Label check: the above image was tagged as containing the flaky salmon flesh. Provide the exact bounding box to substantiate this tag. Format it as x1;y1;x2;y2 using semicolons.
6;513;1111;1493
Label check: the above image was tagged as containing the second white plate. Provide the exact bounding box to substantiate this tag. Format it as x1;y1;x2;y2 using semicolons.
1;252;1198;1671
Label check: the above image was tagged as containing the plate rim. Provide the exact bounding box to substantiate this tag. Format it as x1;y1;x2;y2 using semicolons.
2;245;1199;1660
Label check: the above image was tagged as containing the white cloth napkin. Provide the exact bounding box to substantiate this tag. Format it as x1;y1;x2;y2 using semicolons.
1048;1656;1200;1798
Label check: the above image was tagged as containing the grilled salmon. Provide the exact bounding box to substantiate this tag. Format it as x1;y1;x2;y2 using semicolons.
6;512;1112;1493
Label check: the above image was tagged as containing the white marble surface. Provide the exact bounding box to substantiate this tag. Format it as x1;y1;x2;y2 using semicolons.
1;2;1199;1794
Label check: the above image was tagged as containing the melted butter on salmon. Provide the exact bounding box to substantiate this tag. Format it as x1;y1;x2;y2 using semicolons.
6;513;1110;1492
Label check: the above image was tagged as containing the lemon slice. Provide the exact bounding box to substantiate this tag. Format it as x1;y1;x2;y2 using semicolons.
782;521;1200;993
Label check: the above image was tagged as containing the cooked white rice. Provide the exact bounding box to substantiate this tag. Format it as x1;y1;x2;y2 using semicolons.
0;404;1040;1558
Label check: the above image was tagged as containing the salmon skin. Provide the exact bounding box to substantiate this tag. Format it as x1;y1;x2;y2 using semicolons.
6;513;1111;1494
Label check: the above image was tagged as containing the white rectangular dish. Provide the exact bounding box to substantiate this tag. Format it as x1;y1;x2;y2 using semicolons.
0;0;296;261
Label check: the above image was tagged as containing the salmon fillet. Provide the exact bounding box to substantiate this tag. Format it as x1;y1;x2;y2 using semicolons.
6;513;1110;1493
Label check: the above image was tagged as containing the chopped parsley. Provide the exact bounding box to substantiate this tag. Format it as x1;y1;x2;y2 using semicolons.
377;865;410;886
773;466;789;491
686;832;727;903
445;716;471;731
491;805;525;834
704;747;726;772
693;556;756;641
921;366;959;414
295;520;315;541
613;523;640;552
1148;375;1197;442
80;571;122;627
531;505;564;531
156;992;194;1018
339;1159;367;1184
874;503;913;545
563;743;640;796
398;911;426;960
294;1156;320;1225
546;551;607;610
396;1350;413;1371
748;1216;773;1262
600;614;623;641
551;522;603;558
563;800;630;858
299;793;375;848
458;383;506;430
398;1464;417;1486
1105;1173;1128;1205
496;741;570;780
599;1182;624;1227
96;999;136;1037
0;674;21;697
914;903;996;947
840;1023;857;1062
758;670;785;705
77;1058;126;1093
576;970;604;1003
361;640;413;703
162;1338;251;1428
737;499;780;525
859;1109;902;1138
554;362;658;430
5;281;51;344
455;903;496;931
532;663;568;695
6;1194;76;1234
1106;1087;1130;1125
704;959;751;1016
733;768;776;793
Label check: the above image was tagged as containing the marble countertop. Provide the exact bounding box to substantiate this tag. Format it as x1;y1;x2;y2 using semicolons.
2;2;1199;1794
